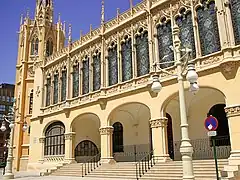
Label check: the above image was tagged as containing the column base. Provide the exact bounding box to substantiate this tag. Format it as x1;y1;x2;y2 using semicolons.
154;154;172;162
228;151;240;165
101;157;116;165
64;158;77;164
3;173;14;179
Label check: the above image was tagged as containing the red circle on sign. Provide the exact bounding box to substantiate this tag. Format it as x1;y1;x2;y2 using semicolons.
204;115;218;131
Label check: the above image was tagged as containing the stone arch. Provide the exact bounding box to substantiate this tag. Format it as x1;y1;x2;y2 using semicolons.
42;120;66;137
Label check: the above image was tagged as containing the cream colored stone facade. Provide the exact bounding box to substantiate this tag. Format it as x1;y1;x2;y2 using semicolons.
13;0;240;172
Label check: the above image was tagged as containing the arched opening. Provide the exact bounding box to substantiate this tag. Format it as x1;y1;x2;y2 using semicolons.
113;122;123;153
166;113;174;160
75;140;99;163
46;38;53;57
44;121;65;156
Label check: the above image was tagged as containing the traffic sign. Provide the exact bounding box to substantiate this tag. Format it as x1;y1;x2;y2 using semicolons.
208;131;217;137
204;115;218;131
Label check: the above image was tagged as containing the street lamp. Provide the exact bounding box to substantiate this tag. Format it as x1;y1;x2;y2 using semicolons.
0;100;28;179
150;25;198;180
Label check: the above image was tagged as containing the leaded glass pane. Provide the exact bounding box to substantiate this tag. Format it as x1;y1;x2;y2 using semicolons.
93;54;101;91
82;59;89;95
46;78;51;106
72;65;79;98
176;12;196;58
108;46;118;86
61;70;67;102
197;0;221;56
136;32;150;77
157;22;174;68
230;0;240;45
53;74;59;104
121;39;133;81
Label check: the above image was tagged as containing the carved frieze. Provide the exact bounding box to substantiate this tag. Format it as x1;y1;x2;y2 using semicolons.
99;126;114;135
149;117;168;128
64;132;76;140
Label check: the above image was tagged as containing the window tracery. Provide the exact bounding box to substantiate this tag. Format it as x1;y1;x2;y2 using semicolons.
46;76;51;106
61;68;67;102
82;58;90;95
53;72;59;104
31;38;39;55
46;38;53;57
230;0;240;45
72;62;79;98
108;43;118;86
93;52;101;91
196;0;221;56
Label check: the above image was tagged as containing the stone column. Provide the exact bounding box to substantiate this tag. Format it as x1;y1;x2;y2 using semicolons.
99;126;116;164
38;137;45;163
149;117;170;162
225;105;240;165
64;132;76;163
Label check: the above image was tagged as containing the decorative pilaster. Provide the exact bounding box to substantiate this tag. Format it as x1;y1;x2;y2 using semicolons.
149;117;170;162
99;126;116;164
64;132;76;163
38;137;45;163
225;105;240;165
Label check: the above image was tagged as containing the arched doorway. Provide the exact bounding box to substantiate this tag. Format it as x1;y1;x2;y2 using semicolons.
166;113;174;160
113;122;124;153
75;140;99;163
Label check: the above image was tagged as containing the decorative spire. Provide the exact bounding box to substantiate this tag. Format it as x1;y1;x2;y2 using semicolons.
68;24;72;44
101;0;105;25
26;8;30;18
129;0;133;9
117;8;120;23
20;14;23;25
58;13;61;23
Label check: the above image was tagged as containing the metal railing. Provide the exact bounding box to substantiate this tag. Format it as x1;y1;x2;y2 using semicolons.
81;153;101;177
135;150;155;180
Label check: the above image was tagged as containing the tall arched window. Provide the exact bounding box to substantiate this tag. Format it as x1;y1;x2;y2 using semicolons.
29;89;33;114
230;0;240;45
46;39;53;57
46;76;51;106
113;122;123;153
121;37;133;82
75;140;99;157
61;68;67;102
53;72;59;104
82;58;89;95
157;20;174;68
44;122;65;155
72;63;79;98
31;38;39;55
108;44;118;86
136;29;150;77
197;0;221;56
93;53;101;91
176;10;196;58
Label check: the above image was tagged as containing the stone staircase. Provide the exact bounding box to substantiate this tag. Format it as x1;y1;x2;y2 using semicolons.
50;159;228;179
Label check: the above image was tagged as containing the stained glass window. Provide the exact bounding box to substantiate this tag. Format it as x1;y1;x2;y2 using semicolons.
176;11;196;58
46;77;51;106
53;73;59;104
121;39;133;81
31;38;39;55
72;64;79;98
197;0;221;56
108;46;118;86
230;0;240;45
93;54;101;91
46;39;53;57
136;31;150;77
61;70;67;102
82;59;89;95
157;21;174;68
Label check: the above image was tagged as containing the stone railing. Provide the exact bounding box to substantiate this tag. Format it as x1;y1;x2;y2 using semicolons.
44;155;65;162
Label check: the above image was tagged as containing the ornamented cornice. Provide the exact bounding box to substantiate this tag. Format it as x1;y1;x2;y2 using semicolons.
225;105;240;117
39;137;45;143
64;132;76;140
149;117;168;128
99;126;114;135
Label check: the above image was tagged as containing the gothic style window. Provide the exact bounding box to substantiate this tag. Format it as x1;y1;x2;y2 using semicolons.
44;122;65;156
113;122;123;153
46;77;51;106
230;0;240;45
53;73;59;104
176;10;196;58
29;89;33;114
108;45;118;86
135;30;150;77
72;64;79;98
46;38;53;57
82;59;89;95
93;53;101;91
121;38;133;82
31;38;39;55
75;140;99;156
157;21;174;68
197;0;221;56
61;69;67;102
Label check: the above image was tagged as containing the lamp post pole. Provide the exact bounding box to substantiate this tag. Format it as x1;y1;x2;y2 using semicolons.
173;25;194;180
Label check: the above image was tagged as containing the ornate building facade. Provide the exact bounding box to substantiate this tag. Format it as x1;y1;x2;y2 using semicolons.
14;0;240;175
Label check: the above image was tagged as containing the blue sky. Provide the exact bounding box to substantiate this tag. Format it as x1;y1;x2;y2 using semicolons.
0;0;142;84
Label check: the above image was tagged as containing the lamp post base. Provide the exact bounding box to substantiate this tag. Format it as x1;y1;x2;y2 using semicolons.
3;173;14;179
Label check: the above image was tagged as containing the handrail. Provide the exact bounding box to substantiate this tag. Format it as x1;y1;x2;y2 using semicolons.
135;149;155;180
81;153;101;177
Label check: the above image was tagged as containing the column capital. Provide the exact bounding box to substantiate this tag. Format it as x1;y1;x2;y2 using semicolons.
64;132;76;140
225;105;240;117
39;136;45;143
149;117;168;128
99;126;113;135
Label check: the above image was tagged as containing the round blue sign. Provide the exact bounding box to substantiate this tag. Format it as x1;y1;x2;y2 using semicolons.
204;115;218;131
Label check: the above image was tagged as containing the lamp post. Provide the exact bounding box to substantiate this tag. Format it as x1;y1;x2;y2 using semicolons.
150;25;199;180
0;100;28;179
